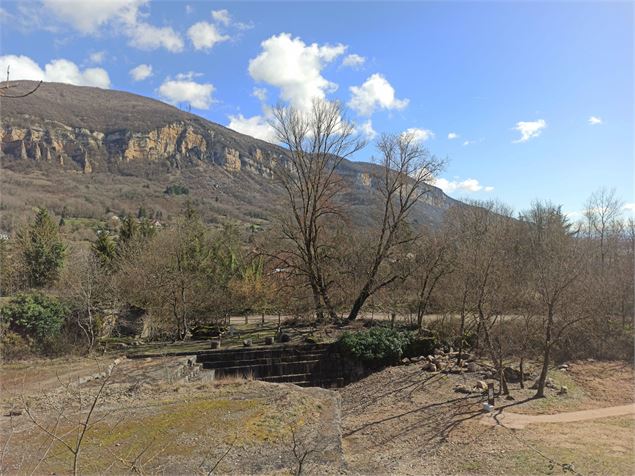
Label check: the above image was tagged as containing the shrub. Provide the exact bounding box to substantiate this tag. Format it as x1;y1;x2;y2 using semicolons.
338;327;412;365
403;335;438;358
1;293;68;341
0;331;32;360
164;184;189;196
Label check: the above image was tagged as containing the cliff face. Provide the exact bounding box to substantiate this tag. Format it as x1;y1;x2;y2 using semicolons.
0;80;458;226
1;121;280;176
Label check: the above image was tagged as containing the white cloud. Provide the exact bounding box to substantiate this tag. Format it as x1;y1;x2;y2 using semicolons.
433;178;493;194
42;0;184;52
88;51;105;64
158;76;215;109
342;53;365;69
248;33;346;111
403;127;434;143
129;63;153;81
348;73;409;116
211;9;230;26
227;114;277;143
513;119;546;143
447;132;459;140
623;203;635;213
0;54;110;88
252;87;267;102
127;22;184;52
42;0;144;34
187;21;230;50
357;120;377;141
588;116;603;125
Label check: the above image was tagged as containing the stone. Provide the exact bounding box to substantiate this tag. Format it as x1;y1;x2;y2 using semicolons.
279;333;291;343
401;358;411;365
466;362;478;372
210;340;221;349
243;339;252;347
558;364;569;370
475;380;488;391
558;385;568;395
434;348;445;356
428;363;437;372
264;336;274;345
503;366;523;383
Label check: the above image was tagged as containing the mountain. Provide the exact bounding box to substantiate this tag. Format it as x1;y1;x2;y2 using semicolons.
0;81;459;233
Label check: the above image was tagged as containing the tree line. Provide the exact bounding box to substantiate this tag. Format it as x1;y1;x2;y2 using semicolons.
0;100;632;399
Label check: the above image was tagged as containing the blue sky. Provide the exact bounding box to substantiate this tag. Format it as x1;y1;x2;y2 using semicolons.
1;0;633;216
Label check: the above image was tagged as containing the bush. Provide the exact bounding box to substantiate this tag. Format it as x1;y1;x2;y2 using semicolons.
0;331;32;360
338;327;412;365
164;184;189;196
1;293;68;341
403;335;438;358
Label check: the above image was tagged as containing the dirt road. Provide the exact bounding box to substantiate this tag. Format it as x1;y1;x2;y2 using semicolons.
481;403;635;429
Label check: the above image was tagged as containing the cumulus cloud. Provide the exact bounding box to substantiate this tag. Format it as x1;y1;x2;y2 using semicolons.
403;127;434;143
513;119;546;143
248;33;347;111
42;0;184;52
227;114;277;143
357;120;377;141
342;53;365;69
433;178;494;194
588;116;603;125
0;54;110;88
447;132;459;140
348;73;409;116
252;87;267;102
211;9;230;26
129;63;152;81
187;21;230;50
158;75;215;109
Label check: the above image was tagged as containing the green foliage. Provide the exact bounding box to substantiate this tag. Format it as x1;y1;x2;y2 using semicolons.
403;335;438;358
92;230;117;268
164;184;190;196
338;327;413;364
2;293;68;341
17;208;66;288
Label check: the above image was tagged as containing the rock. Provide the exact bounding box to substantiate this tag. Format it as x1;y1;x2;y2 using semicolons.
401;358;411;365
475;380;488;391
546;377;556;389
558;364;569;370
210;340;221;349
428;363;437;372
454;384;471;394
264;336;274;345
466;362;478;372
304;336;317;344
433;348;445;356
503;366;522;383
558;385;568;395
243;339;252;347
279;333;291;343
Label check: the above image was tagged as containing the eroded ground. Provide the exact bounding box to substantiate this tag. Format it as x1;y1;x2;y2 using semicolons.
1;356;633;475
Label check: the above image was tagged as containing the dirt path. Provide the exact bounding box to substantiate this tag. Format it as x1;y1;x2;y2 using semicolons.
481;403;635;429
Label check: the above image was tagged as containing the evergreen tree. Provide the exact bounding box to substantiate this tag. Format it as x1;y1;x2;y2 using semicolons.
17;208;66;288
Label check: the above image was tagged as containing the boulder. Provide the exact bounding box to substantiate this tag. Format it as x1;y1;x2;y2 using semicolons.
210;340;221;349
433;348;445;356
503;366;522;383
428;363;437;372
243;339;252;347
264;336;274;345
558;385;568;395
466;362;478;372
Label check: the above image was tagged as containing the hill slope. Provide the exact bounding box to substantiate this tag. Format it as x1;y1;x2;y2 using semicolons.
0;81;458;231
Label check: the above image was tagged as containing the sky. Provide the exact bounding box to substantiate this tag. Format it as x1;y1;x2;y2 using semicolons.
1;0;633;217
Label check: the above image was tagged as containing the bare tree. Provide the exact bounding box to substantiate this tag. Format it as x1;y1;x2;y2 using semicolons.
0;66;42;98
270;99;365;321
520;202;587;398
347;132;444;320
583;187;622;267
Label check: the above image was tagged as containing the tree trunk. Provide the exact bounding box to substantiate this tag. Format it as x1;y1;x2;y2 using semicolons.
347;286;370;321
535;308;554;398
519;357;525;389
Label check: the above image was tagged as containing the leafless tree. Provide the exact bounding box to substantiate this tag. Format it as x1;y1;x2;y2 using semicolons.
520;202;587;398
270;99;365;321
0;66;42;98
347;132;444;320
583;187;622;267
